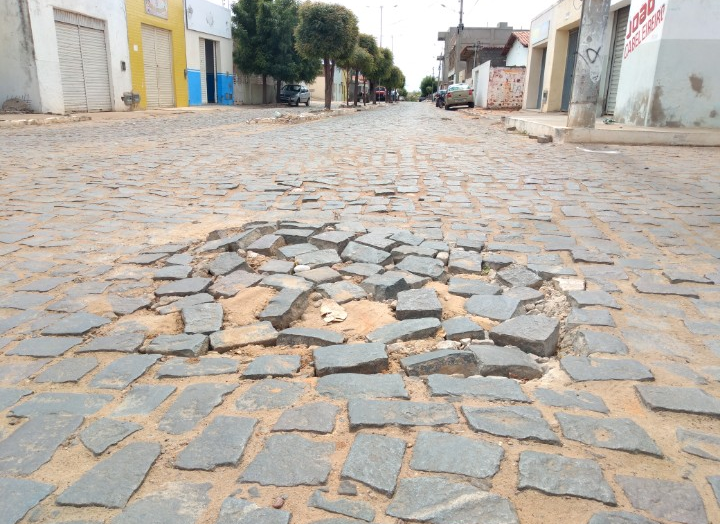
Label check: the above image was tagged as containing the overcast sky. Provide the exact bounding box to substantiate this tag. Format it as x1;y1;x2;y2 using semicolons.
221;0;559;91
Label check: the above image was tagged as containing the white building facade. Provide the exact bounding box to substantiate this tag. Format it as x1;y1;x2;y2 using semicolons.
0;0;132;114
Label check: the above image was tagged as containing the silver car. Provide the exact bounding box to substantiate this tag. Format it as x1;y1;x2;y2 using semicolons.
280;84;310;106
444;83;474;110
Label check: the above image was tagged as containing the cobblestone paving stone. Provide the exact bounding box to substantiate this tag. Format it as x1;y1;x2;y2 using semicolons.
0;103;720;523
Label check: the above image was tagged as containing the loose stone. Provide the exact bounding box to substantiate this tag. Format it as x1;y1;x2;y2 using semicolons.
210;322;278;352
146;334;209;358
243;355;301;378
341;433;406;496
313;343;388;376
400;349;478;376
489;314;560;357
366;317;441;344
395;288;443;320
465;295;523;321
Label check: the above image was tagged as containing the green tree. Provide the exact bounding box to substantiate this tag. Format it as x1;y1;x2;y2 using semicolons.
232;0;271;103
337;34;375;106
420;75;438;97
263;0;321;103
295;2;359;109
357;33;379;105
385;65;405;103
372;47;394;103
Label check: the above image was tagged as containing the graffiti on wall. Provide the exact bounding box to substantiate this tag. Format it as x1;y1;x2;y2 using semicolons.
487;67;526;109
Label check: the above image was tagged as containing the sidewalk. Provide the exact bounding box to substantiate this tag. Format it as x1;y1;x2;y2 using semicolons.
504;111;720;146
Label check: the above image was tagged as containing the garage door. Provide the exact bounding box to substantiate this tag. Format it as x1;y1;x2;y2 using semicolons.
605;6;630;115
199;38;208;104
54;10;112;112
141;25;175;108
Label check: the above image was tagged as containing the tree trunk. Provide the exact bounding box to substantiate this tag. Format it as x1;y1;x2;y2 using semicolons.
276;80;282;104
363;78;366;106
353;70;358;107
262;74;267;105
324;58;333;110
370;80;376;104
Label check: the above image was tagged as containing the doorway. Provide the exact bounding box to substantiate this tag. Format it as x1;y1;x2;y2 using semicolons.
200;38;217;104
536;47;547;109
561;29;579;112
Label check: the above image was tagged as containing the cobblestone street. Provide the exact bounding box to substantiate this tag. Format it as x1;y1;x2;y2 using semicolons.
1;102;720;524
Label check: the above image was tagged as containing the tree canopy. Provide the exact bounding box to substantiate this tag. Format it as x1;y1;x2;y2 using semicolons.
295;2;359;109
420;75;439;96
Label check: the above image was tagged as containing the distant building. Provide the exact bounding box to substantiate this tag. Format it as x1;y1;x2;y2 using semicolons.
502;31;530;67
437;24;515;84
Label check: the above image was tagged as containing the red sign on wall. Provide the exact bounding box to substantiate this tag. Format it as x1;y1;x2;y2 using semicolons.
624;0;667;58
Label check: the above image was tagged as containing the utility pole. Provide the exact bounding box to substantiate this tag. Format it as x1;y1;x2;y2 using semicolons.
380;5;383;47
453;0;464;84
566;0;611;128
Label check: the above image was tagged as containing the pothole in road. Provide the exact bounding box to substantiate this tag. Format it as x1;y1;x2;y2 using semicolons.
105;220;580;384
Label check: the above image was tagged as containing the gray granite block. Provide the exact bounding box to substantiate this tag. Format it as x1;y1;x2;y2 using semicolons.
533;388;609;413
463;405;560;444
519;451;616;505
80;418;143;455
428;374;530;402
447;250;485;275
317;281;368;304
146;334;209;357
156;357;238;378
366;317;441;344
573;330;628;355
210;271;262;298
296;266;342;284
387;477;519;524
0;414;83;474
483;253;515;270
391;245;437;262
216;497;291;524
567;307;616;327
588;512;661;524
243;355;301;378
153;265;192;280
0;477;55;524
561;356;654;382
295;249;342;269
277;327;344;347
155;294;215;315
400;349;478;377
708;476;720;506
259;259;295;275
505;286;544;305
159;383;236;434
90;355;161;390
410;430;503;479
465;295;523;321
616;476;707;524
236;379;306;411
248;234;285;256
181;303;223;335
396;255;445;280
636;385;720;417
0;360;50;385
341;433;405;497
395;288;442;320
568;290;621;309
240;434;334;486
42;313;110;336
11;393;112;417
208;252;248;276
310;231;356;252
75;333;145;353
556;413;662;456
155;278;212;297
6;336;82;357
443;316;485;340
108;296;152;316
347;399;458;429
316;373;409;399
314;343;388;376
360;272;409;301
35;357;98;383
497;265;543;289
57;442;160;508
448;277;501;298
210;322;278;352
0;387;32;411
471;344;543;380
272;402;339;434
276;228;315;245
112;384;176;417
259;288;309;329
175;416;256;471
633;278;700;298
278;243;318;260
677;427;720;461
339;263;383;278
308;490;374;522
489;314;560;357
111;481;211;524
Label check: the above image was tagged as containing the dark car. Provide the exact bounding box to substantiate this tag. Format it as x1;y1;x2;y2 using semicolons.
279;84;310;106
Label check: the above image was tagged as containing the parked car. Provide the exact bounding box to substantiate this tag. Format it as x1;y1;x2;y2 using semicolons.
375;86;387;101
444;83;474;110
419;95;427;102
280;84;310;106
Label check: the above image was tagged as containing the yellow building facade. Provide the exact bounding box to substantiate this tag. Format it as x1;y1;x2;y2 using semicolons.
125;0;188;108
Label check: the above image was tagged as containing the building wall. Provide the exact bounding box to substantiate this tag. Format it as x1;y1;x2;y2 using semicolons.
1;0;131;113
472;61;491;107
0;0;41;111
307;66;345;102
184;0;233;105
524;0;629;112
126;0;188;109
614;0;720;128
505;40;528;67
487;67;526;108
440;25;514;83
233;72;276;105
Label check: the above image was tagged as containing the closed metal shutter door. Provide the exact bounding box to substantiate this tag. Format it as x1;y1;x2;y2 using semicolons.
141;25;175;108
605;6;630;115
199;38;207;104
54;10;111;112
